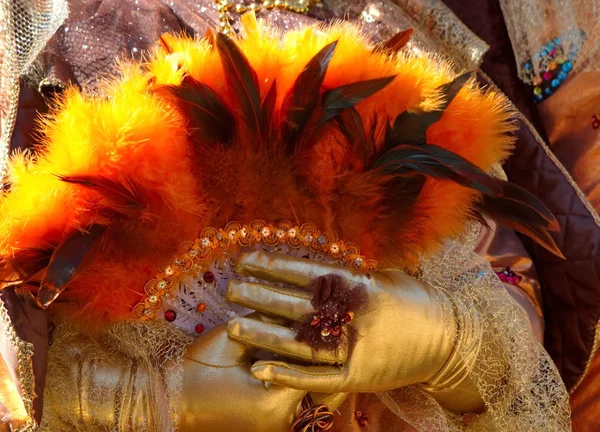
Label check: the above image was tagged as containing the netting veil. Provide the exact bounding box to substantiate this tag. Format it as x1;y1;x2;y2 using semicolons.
0;0;68;181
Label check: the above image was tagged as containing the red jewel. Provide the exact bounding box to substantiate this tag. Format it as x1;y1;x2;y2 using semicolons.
311;316;320;326
203;271;215;284
196;303;206;313
543;71;553;81
195;324;205;334
164;310;177;322
343;312;353;323
331;326;342;337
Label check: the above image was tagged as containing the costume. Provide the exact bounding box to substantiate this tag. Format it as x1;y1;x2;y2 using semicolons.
0;1;577;431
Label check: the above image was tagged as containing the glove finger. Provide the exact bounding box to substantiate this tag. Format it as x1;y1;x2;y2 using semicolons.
251;360;345;393
235;250;368;288
226;280;314;321
227;316;346;365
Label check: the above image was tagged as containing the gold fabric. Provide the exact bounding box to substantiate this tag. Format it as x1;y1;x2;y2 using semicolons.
539;72;600;210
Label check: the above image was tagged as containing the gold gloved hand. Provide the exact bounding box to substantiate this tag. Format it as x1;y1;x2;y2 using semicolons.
178;315;347;431
226;250;484;413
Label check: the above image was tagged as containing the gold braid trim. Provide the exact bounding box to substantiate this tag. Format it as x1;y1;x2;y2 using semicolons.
0;297;36;432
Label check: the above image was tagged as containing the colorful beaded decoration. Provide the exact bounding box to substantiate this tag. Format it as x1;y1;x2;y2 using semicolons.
495;267;522;286
522;31;584;102
134;220;377;320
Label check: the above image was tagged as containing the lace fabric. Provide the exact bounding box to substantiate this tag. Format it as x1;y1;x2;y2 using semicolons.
500;0;600;81
378;223;571;431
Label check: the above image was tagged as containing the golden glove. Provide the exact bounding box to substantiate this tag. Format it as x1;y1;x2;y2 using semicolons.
41;316;346;432
178;315;347;431
227;250;484;413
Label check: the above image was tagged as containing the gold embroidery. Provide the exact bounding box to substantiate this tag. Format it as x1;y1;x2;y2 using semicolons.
134;220;377;319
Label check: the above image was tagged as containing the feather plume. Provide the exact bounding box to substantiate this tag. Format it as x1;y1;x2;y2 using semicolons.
321;76;397;124
374;28;414;54
281;41;337;151
38;224;107;307
475;180;562;257
58;174;151;215
161;76;234;145
372;144;502;196
0;23;557;325
386;72;472;146
216;33;262;134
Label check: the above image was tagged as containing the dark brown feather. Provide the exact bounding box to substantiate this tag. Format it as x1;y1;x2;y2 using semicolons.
333;107;377;170
281;41;338;151
162;76;234;145
374;28;414;54
320;75;396;124
261;79;278;138
475;196;564;258
385;72;473;147
493;180;558;228
216;33;261;134
39;224;107;307
6;248;52;282
372;144;502;196
58;174;150;214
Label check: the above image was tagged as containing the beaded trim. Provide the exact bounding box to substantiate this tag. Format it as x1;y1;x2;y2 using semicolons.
134;220;377;319
521;31;584;102
0;297;37;431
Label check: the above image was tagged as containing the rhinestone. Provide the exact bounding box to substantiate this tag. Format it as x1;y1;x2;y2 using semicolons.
235;3;247;13
158;280;167;289
288;228;297;237
263;0;275;8
305;235;313;242
203;271;215;284
229;229;237;239
201;238;210;247
148;295;158;304
165;266;174;275
261;227;271;236
189;249;198;257
321;327;331;337
318;235;327;244
164;310;177;322
277;230;285;238
240;227;247;237
143;309;152;316
330;243;339;253
248;2;261;11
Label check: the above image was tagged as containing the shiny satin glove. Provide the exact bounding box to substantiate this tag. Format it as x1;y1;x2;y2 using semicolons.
226;250;484;413
178;316;347;431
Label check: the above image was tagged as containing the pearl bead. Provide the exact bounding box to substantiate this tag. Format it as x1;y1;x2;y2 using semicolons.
263;0;275;8
235;3;247;12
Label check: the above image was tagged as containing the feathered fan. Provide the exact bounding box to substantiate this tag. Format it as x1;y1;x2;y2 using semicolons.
1;25;562;317
158;32;562;258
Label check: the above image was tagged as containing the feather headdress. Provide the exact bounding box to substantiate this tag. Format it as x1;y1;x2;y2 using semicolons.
0;15;561;325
